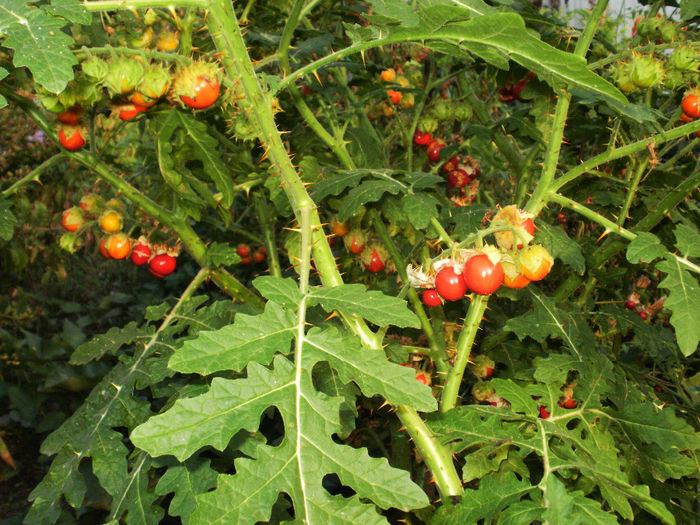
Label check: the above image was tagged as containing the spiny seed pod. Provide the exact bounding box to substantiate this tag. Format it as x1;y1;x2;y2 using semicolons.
102;57;145;96
629;55;664;89
669;47;699;73
431;99;452;121
137;64;172;101
171;61;222;110
81;56;109;82
664;69;687;91
658;20;679;43
454;102;473;121
612;62;637;94
418;115;438;134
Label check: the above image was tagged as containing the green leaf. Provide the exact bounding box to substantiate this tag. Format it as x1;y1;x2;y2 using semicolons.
70;322;148;365
310;171;365;201
0;67;7;108
308;284;420;328
498;500;544;525
44;0;91;24
156;111;234;208
616;402;700;453
0;197;17;241
401;193;439;230
491;379;538;416
0;1;79;93
431;472;534;524
626;232;666;264
656;257;700;356
207;242;241;266
133;357;429;523
252;276;303;309
168;302;297;374
345;124;385;168
542;476;618;525
673;224;700;258
536;223;585;274
387;12;626;104
680;0;700;21
450;204;489;239
304;327;436;412
338;180;404;221
154;457;218;524
504;291;596;359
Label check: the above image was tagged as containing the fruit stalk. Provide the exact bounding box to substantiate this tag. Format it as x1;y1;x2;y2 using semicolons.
1;154;66;197
441;294;489;412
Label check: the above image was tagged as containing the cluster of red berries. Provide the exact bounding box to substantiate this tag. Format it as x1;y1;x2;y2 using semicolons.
236;244;266;265
416;207;553;306
48;60;222;152
60;194;178;278
413;130;480;206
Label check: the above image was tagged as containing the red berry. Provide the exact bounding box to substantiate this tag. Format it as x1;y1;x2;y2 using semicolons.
638;311;648;320
425;139;445;162
413;130;432;146
364;249;386;273
435;266;467;301
447;168;469;188
463;254;504;296
681;94;700;119
149;254;177;277
237;244;251;257
484;367;494;378
131;243;151;266
180;76;220;110
441;156;459;173
625;299;637;310
558;396;577;409
422;289;442;307
539;405;550;418
58;128;86;151
415;373;429;385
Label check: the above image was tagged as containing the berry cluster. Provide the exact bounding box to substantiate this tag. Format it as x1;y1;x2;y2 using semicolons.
413;206;553;306
40;58;221;152
60;195;178;278
236;244;267;265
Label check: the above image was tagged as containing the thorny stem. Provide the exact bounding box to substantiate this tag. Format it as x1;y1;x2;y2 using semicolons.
277;0;355;170
616;158;648;227
525;0;609;216
441;294;489;412
205;0;463;499
1;154;66;197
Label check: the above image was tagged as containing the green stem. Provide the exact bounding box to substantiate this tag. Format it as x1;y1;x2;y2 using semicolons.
75;45;190;65
395;406;464;499
369;210;448;374
82;0;206;10
441;294;489;412
253;192;282;278
616;159;648;227
1;154;66;197
552;120;700;193
525;0;609;215
277;0;355;169
548;193;635;241
179;9;195;56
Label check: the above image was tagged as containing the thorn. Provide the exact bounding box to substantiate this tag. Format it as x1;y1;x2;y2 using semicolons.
313;70;323;86
324;311;339;321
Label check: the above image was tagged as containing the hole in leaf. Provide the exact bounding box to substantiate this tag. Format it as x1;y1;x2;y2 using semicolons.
322;473;356;498
259;405;285;447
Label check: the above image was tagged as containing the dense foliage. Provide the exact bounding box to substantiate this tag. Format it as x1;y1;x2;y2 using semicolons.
1;0;699;523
